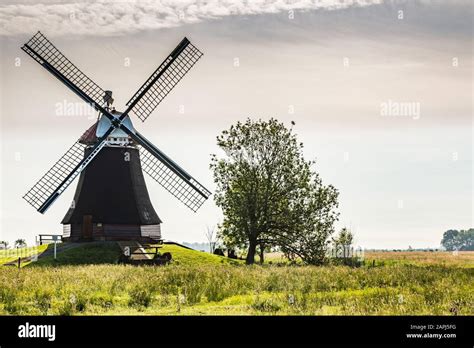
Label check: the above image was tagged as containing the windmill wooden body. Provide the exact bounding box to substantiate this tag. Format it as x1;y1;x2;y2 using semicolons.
21;32;211;242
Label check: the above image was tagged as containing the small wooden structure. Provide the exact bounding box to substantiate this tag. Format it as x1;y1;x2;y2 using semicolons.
117;240;171;265
37;234;62;245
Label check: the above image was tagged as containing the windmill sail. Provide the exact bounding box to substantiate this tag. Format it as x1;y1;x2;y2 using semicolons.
21;32;211;217
20;32;122;213
138;145;211;212
23;127;113;213
21;31;106;111
126;131;211;212
124;37;203;122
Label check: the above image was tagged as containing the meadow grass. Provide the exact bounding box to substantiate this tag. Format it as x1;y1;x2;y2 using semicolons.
0;245;472;316
364;251;474;268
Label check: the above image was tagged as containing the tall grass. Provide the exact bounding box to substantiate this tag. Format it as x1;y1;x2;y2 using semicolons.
0;262;472;315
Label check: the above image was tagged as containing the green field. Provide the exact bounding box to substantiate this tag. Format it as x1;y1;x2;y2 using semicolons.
0;243;472;315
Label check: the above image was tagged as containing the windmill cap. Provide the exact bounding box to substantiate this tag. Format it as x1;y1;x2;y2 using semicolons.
96;112;135;138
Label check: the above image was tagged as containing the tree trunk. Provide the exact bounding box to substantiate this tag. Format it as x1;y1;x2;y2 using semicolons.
246;239;257;265
259;244;264;264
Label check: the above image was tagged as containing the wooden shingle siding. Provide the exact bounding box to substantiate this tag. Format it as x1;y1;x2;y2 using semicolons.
63;223;161;242
104;224;141;239
140;224;161;240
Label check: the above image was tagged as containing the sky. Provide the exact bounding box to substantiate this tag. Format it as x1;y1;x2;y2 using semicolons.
0;0;472;249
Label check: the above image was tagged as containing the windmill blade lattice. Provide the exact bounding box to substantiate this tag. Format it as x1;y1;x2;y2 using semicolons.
22;32;106;109
23;126;109;213
138;145;211;212
21;31;211;215
125;38;203;122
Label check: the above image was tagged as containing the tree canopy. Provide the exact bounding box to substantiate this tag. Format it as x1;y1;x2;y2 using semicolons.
441;229;474;251
210;118;339;264
14;239;26;248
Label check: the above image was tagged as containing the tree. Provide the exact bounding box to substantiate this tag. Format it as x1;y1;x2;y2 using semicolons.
211;118;339;265
14;239;26;248
441;229;460;251
0;241;8;250
276;180;339;265
441;229;474;251
458;229;474;251
332;227;354;247
332;227;354;258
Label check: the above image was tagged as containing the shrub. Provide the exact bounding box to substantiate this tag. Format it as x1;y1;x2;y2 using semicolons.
251;296;282;313
34;289;52;315
128;285;152;308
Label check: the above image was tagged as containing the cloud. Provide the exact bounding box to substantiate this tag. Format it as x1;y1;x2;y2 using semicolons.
0;0;383;37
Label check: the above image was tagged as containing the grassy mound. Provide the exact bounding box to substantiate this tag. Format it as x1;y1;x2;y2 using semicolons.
32;242;122;266
5;241;241;267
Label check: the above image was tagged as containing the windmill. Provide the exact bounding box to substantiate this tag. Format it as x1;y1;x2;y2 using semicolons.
21;32;211;242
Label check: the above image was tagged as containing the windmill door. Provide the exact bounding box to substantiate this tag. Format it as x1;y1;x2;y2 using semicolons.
82;215;93;240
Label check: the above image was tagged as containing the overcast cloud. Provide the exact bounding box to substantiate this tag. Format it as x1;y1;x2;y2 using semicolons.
0;0;384;37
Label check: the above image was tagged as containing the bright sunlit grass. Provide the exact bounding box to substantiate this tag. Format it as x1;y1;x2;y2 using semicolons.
0;244;472;315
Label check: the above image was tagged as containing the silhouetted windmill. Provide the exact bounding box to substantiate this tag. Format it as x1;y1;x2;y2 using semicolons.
21;31;211;242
